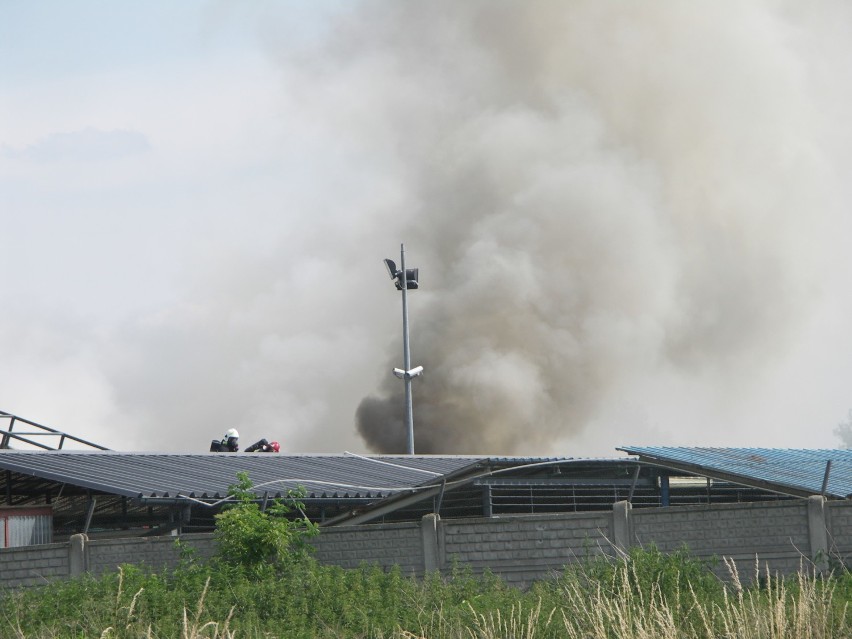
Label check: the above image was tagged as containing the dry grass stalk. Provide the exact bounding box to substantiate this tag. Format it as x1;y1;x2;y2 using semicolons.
466;598;553;639
178;577;235;639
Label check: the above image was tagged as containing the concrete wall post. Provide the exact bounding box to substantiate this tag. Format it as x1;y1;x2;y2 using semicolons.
69;533;88;577
421;513;440;574
612;500;632;555
807;495;829;573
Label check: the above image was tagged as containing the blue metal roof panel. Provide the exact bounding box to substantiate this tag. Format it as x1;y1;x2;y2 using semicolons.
619;446;852;498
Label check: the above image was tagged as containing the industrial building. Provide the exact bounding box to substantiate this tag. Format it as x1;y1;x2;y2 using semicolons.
0;410;849;546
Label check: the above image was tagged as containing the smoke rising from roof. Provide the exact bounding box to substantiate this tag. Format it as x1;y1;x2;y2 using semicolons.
343;2;850;452
3;2;852;454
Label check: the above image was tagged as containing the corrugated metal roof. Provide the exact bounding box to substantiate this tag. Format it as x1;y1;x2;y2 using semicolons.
0;451;569;503
619;446;852;499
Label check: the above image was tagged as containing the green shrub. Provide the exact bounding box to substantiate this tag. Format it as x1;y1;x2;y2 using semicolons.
213;471;318;574
571;544;723;601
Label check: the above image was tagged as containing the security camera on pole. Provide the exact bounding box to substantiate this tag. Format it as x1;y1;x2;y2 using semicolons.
383;244;421;455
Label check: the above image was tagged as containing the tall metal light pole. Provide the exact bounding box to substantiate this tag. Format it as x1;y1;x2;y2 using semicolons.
383;244;422;455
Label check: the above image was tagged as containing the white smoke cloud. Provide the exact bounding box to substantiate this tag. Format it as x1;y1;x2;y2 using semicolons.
3;1;852;454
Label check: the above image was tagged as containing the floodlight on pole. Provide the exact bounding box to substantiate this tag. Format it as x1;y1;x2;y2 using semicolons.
384;244;421;455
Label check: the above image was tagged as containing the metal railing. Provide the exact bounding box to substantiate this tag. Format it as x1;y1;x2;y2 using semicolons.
0;410;109;451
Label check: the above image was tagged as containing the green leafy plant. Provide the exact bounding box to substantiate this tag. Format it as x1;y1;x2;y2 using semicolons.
213;471;318;572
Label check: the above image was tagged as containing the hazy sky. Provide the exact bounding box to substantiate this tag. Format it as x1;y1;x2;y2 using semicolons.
3;1;852;454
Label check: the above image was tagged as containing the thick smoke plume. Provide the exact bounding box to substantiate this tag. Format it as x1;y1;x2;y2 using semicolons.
4;2;852;455
344;2;850;453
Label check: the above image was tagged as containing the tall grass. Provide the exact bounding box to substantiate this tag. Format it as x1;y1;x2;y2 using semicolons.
0;548;849;638
552;552;848;639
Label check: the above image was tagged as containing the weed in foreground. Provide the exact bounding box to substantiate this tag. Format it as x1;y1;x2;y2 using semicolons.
1;548;851;638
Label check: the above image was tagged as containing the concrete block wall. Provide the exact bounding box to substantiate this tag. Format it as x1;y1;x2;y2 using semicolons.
0;542;69;589
440;511;613;586
632;501;813;576
87;533;218;576
827;501;852;565
310;521;424;575
1;497;850;591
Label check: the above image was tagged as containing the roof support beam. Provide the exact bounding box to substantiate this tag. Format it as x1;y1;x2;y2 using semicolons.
821;461;832;497
434;479;446;516
631;457;818;499
628;465;641;503
321;486;444;527
83;497;97;535
482;484;492;517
